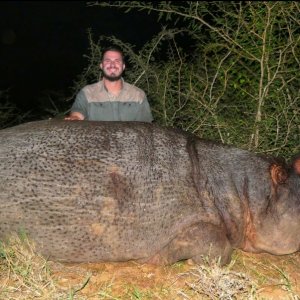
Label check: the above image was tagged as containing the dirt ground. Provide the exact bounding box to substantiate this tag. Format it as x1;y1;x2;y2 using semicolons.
1;236;300;299
48;250;300;299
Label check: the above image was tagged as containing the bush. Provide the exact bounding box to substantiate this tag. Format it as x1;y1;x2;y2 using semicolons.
77;2;300;158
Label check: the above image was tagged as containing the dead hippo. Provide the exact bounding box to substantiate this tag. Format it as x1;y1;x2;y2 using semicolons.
0;119;299;265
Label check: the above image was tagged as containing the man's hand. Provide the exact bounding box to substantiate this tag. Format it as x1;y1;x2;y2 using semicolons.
64;112;85;120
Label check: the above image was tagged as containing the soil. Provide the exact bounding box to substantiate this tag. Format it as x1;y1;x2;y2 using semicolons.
49;250;300;299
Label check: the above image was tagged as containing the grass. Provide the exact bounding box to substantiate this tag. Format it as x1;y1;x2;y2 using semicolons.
1;236;300;299
180;261;255;299
0;234;62;299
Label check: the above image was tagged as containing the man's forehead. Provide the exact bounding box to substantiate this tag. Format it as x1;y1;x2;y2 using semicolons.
103;51;123;60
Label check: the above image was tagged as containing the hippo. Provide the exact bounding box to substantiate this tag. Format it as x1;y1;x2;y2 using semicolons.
0;119;299;265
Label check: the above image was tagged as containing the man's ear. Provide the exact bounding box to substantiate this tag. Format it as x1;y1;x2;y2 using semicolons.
122;63;125;71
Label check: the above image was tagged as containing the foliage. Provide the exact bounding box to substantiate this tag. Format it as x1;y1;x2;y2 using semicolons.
87;1;299;158
0;89;32;129
0;89;68;129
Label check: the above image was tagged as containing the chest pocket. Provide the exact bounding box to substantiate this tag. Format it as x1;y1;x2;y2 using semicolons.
87;102;140;121
88;102;114;121
119;102;140;121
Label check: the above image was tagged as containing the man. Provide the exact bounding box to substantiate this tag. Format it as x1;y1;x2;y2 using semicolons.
65;46;153;122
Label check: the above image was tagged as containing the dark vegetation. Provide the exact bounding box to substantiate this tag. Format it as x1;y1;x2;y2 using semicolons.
1;1;299;158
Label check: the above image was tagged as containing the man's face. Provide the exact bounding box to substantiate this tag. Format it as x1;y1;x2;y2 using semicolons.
100;50;125;81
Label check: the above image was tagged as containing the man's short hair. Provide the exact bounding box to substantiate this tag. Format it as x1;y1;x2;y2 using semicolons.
101;46;125;62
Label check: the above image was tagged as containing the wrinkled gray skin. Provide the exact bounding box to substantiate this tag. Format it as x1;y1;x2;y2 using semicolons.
0;120;300;265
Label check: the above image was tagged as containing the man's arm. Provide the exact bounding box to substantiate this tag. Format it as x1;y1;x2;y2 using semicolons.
137;96;153;123
64;90;87;121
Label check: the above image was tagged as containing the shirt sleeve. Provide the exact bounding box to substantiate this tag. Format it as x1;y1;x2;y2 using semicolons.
136;96;153;123
70;90;88;118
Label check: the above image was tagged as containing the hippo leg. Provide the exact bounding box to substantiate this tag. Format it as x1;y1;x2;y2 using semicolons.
144;223;233;266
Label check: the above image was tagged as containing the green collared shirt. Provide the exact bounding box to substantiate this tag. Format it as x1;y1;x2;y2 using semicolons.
71;80;153;122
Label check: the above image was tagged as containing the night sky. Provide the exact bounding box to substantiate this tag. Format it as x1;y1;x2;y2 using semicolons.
0;1;161;113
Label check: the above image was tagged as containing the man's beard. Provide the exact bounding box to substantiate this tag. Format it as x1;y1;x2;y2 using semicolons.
103;72;122;82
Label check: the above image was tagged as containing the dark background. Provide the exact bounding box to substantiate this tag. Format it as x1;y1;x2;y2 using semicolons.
0;1;161;113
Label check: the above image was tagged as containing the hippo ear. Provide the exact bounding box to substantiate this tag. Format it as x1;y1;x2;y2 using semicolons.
293;157;300;175
270;163;288;185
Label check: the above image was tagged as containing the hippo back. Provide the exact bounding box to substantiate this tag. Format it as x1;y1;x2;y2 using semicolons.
0;120;220;262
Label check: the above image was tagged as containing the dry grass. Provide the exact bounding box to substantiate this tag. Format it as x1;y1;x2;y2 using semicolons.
178;259;255;299
1;236;300;299
0;235;61;299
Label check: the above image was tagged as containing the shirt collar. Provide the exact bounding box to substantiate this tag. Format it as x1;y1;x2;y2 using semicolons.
100;78;125;93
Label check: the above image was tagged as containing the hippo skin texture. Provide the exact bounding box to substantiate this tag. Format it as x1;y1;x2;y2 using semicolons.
0;120;299;265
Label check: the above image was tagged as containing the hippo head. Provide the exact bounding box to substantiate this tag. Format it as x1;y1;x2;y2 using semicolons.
245;155;300;255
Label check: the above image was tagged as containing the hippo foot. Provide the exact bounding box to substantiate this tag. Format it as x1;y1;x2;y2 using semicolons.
142;222;233;266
